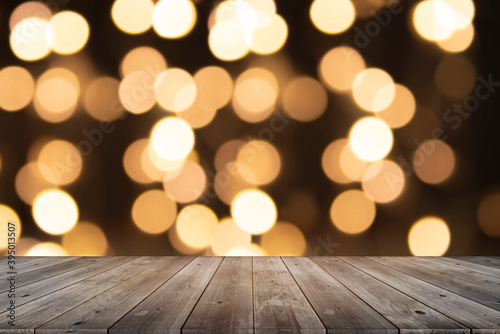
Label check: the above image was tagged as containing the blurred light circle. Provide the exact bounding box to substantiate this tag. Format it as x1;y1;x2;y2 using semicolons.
238;0;276;29
176;204;218;249
154;68;197;112
214;139;244;172
26;242;68;256
330;189;376;234
310;0;355;34
132;189;177;234
437;23;474;53
477;193;500;237
319;46;366;92
0;205;22;250
33;189;78;235
123;139;156;184
322;139;355;184
236;140;281;185
413;0;456;41
15;163;54;205
413;140;455;184
10;17;51;61
375;84;416;129
84;76;124;121
112;0;154;34
283;76;328;122
146;141;186;173
249;14;288;55
226;243;267;256
9;1;52;30
261;222;306;256
231;189;277;235
177;102;217;129
37;140;82;186
408;217;450;256
214;162;257;205
119;71;156;114
0;66;35;111
13;237;40;256
440;0;475;30
121;46;167;78
209;19;249;61
349;117;393;162
194;66;233;110
62;222;108;256
339;143;368;181
150;117;195;161
163;161;206;203
353;68;396;112
362;160;405;203
152;0;197;39
211;218;252;256
434;55;476;100
47;11;89;55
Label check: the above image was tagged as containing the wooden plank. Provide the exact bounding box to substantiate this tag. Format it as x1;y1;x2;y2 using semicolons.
431;257;500;278
313;257;468;333
372;257;500;312
253;257;325;334
282;257;397;334
451;256;500;270
0;257;105;292
36;256;194;333
398;257;500;293
0;256;137;306
182;257;253;334
0;257;78;281
0;256;157;332
110;256;222;334
342;256;500;332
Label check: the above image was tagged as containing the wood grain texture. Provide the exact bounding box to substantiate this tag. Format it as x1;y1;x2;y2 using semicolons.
313;257;467;333
253;257;325;334
282;257;397;334
110;256;221;334
431;256;500;278
451;256;500;269
342;256;500;332
182;257;254;334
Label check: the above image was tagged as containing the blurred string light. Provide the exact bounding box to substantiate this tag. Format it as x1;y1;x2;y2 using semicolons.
0;66;35;112
261;222;306;256
84;77;125;121
408;217;451;256
37;140;82;185
283;77;328;122
32;189;79;235
330;189;376;234
176;204;218;249
477;193;500;237
132;189;177;234
154;68;197;112
226;243;267;256
62;222;108;256
413;140;455;185
112;0;154;34
310;0;355;34
236;140;281;185
319;46;366;92
26;242;68;256
15;163;54;205
349;117;393;162
0;205;22;251
231;189;277;235
211;217;252;256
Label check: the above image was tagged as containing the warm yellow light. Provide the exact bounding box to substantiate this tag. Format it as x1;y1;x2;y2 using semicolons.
349;117;393;162
236;140;281;185
440;0;475;29
123;139;156;184
283;76;328;122
319;46;366;92
211;218;252;256
0;205;21;250
119;71;156;114
84;77;124;121
152;0;197;39
154;68;197;112
0;66;35;112
112;0;154;34
339;143;368;181
375;84;416;129
226;243;267;256
209;19;250;61
362;160;405;203
177;103;217;129
33;189;79;235
176;204;218;249
413;140;455;184
261;222;306;256
9;2;52;30
26;242;68;256
437;23;474;53
214;162;257;205
322;139;356;184
15;163;53;205
231;189;277;235
477;193;500;237
163;161;206;203
248;14;288;55
62;222;108;256
150;117;195;161
10;18;51;61
413;0;456;41
239;0;276;29
121;46;167;78
47;11;89;55
353;68;396;112
330;189;376;234
310;0;355;34
214;139;244;172
132;190;177;234
37;140;82;186
408;217;450;256
194;66;233;110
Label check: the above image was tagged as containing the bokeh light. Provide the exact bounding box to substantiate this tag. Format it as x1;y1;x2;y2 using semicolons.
47;11;89;55
310;0;356;34
214;139;244;172
211;218;252;256
26;242;68;256
0;66;35;112
231;189;277;235
283;76;328;122
413;140;455;184
330;190;376;234
163;161;206;203
112;0;154;34
37;140;82;185
319;46;366;92
408;217;450;256
352;68;396;112
152;0;197;39
123;139;157;184
0;205;21;251
84;76;124;121
193;66;233;110
236;140;281;185
32;189;79;235
322;139;357;184
477;193;500;237
154;68;197;112
62;222;108;256
349;117;393;162
132;189;177;234
437;23;474;53
261;222;306;256
10;18;51;61
9;2;51;30
121;46;167;78
150;117;195;161
362;160;405;203
226;243;267;256
214;162;257;205
413;0;456;41
15;163;54;205
209;19;250;61
176;204;218;249
248;14;288;55
375;84;416;129
119;70;156;114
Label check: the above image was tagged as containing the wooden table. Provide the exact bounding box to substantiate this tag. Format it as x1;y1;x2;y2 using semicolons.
1;256;500;333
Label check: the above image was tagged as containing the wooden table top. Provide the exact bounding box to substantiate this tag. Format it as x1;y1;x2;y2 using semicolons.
1;256;500;333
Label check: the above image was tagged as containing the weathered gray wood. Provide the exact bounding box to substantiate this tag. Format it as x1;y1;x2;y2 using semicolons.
0;256;78;282
399;256;500;293
110;256;222;334
0;256;157;332
282;257;397;334
253;257;325;334
0;257;138;307
373;256;500;311
0;256;105;292
342;256;500;332
182;257;253;334
313;257;468;333
37;257;194;333
431;257;500;278
451;256;500;270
